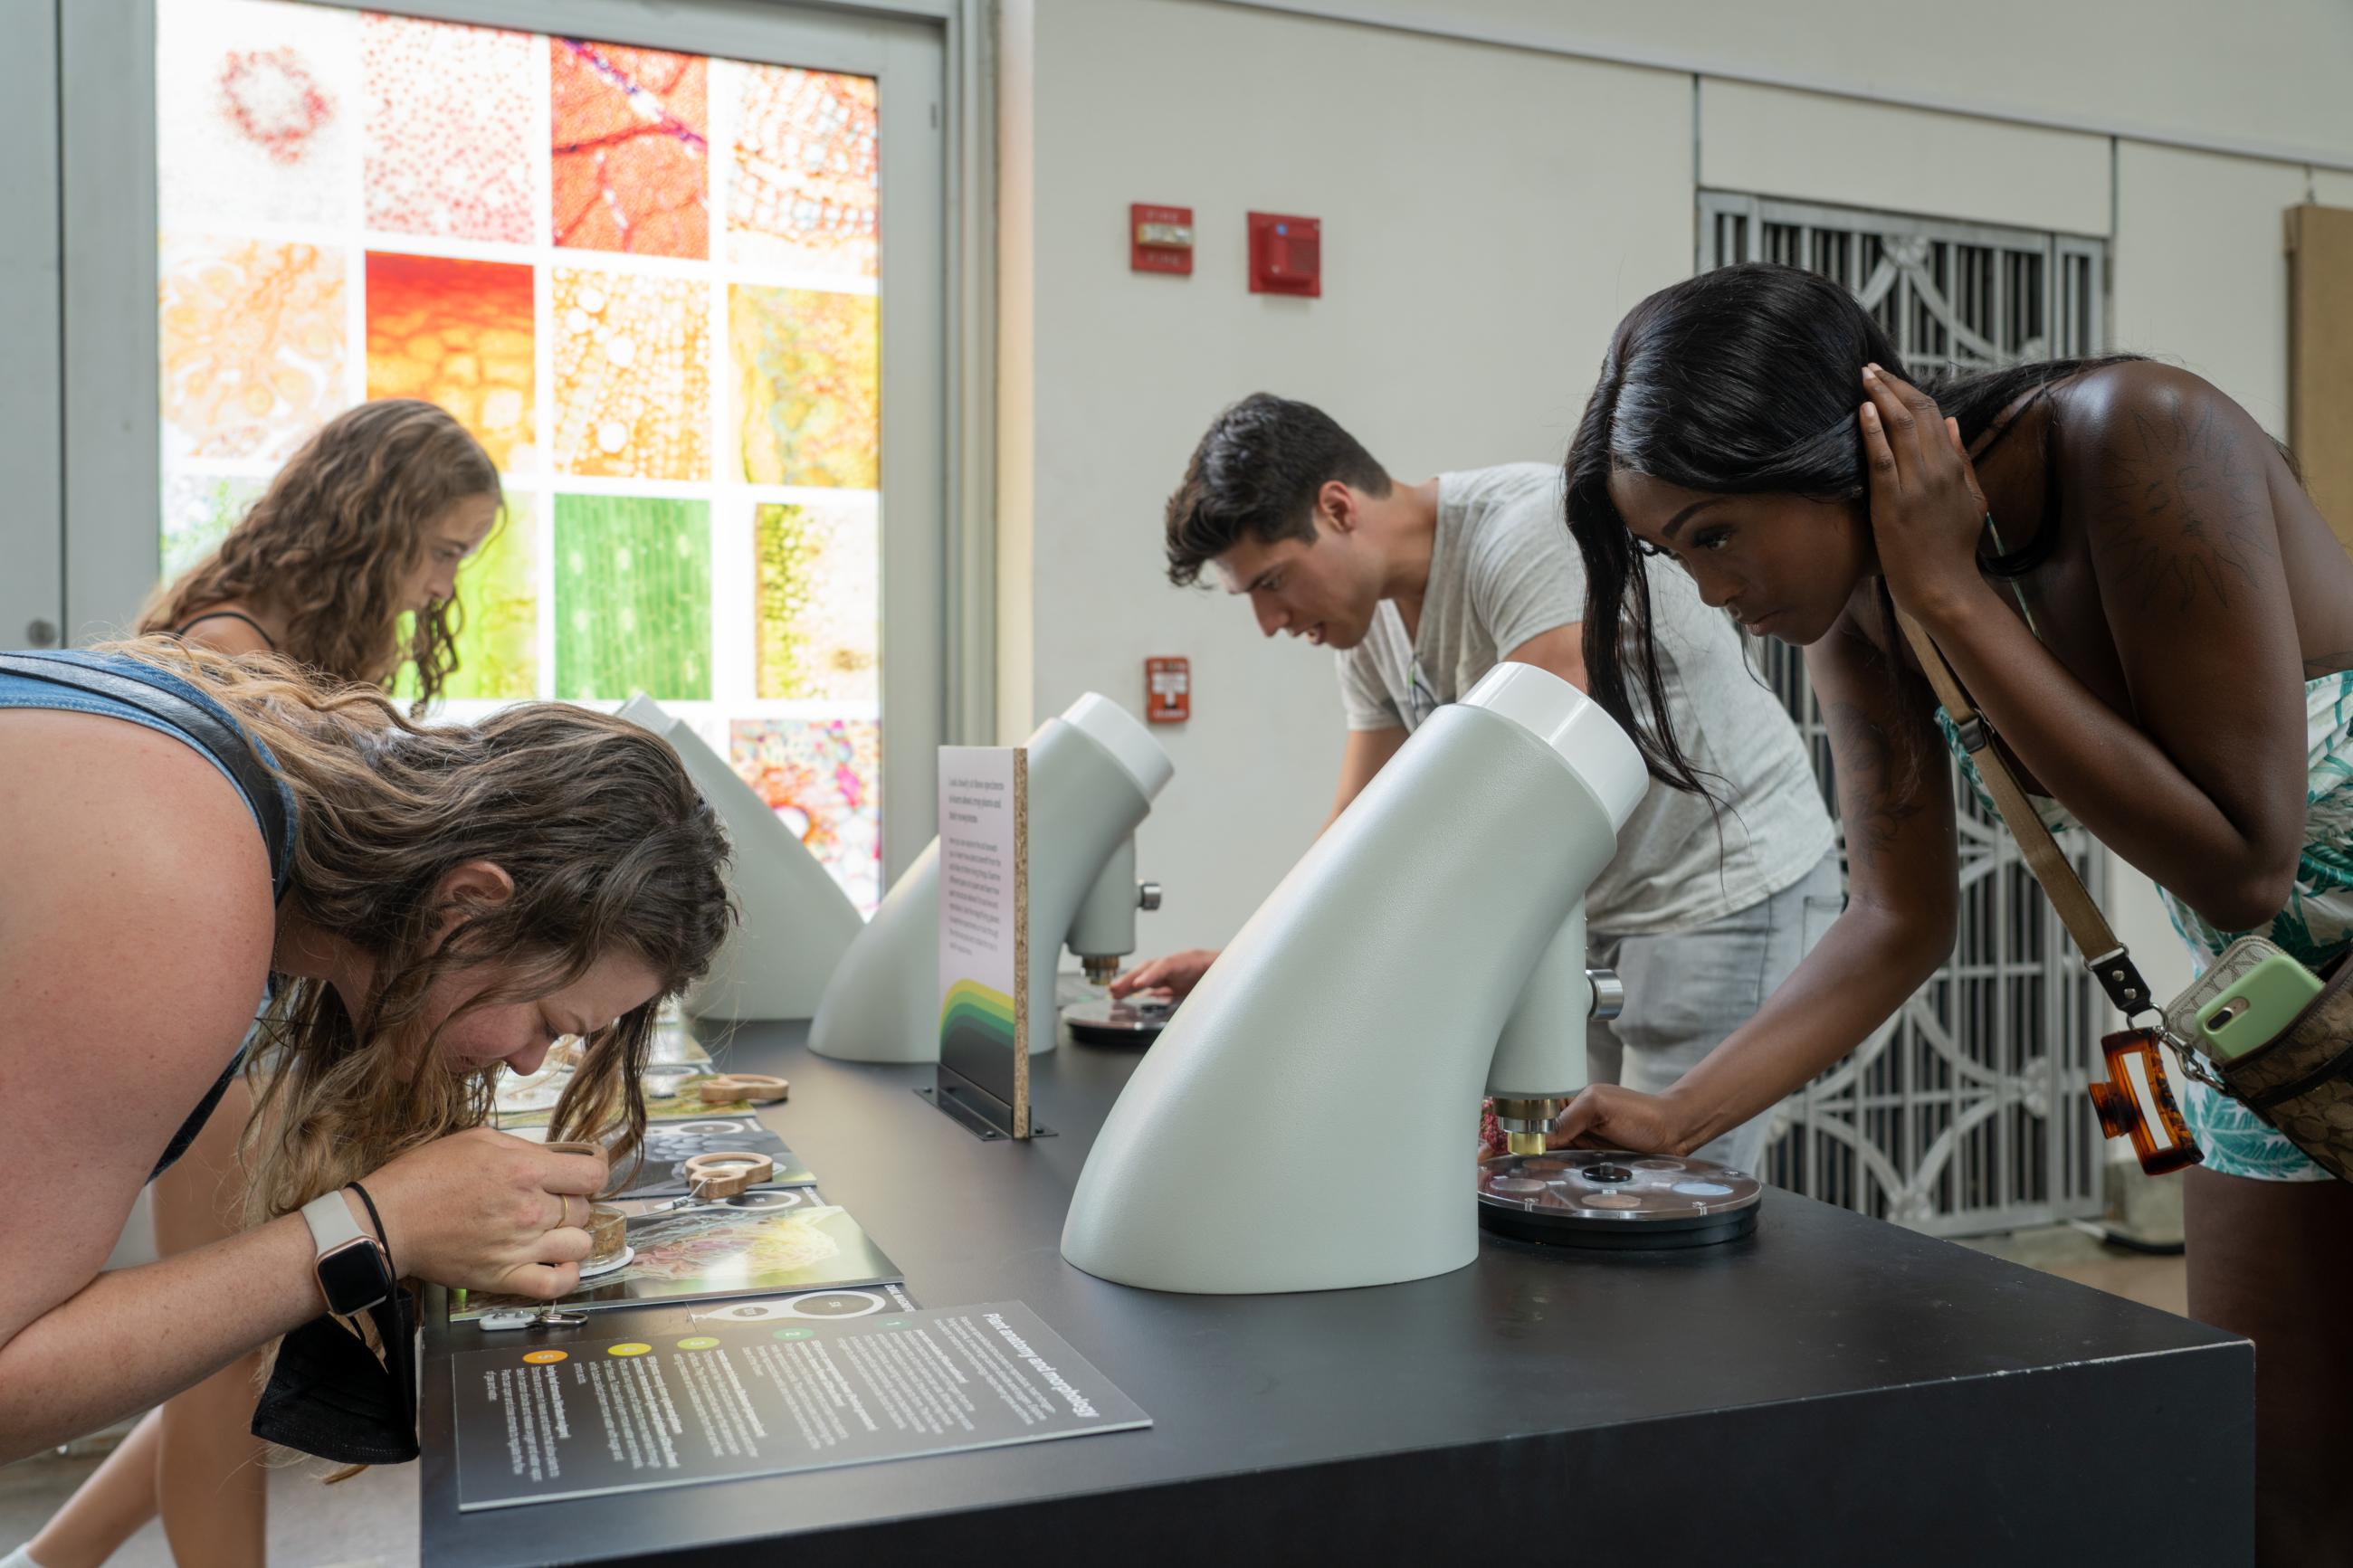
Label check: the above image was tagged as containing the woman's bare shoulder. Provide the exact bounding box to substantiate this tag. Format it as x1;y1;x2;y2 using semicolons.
0;708;277;1007
171;604;276;657
2051;361;2275;483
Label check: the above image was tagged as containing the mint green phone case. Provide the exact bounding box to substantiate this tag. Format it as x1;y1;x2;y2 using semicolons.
2196;954;2327;1059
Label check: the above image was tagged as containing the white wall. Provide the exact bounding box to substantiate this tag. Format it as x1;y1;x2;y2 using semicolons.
1700;81;2111;237
2113;142;2315;439
1208;0;2353;166
999;0;1691;951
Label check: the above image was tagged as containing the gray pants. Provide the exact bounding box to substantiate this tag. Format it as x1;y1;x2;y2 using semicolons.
1586;851;1844;1176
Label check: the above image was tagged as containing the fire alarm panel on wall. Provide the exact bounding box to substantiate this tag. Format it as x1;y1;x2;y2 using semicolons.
1131;204;1195;275
1146;657;1190;723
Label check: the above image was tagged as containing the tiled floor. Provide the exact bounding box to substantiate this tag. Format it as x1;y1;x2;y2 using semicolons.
0;1224;2190;1566
1959;1222;2188;1316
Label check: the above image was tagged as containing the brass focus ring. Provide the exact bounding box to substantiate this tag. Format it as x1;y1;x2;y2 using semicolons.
698;1073;790;1105
681;1150;775;1199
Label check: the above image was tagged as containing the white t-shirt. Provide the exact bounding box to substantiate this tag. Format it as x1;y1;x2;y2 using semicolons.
1337;464;1834;935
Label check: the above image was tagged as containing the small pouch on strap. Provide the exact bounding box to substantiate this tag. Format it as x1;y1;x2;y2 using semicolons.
2211;955;2353;1183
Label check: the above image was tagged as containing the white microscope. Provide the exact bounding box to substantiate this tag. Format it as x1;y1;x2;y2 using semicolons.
809;693;1173;1063
619;696;862;1022
1061;663;1649;1294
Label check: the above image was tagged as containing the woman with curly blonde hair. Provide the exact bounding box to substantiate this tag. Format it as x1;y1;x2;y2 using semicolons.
0;641;731;1568
20;404;505;1568
141;398;502;708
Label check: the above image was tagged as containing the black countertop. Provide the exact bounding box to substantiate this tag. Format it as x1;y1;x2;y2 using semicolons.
421;1022;2253;1567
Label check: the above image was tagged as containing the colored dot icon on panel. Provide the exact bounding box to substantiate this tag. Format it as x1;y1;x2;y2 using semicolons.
772;1327;815;1341
607;1343;653;1357
878;1319;910;1330
677;1336;719;1350
521;1350;567;1364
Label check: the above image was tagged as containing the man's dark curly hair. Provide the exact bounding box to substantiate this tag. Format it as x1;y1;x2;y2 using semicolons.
1162;393;1392;586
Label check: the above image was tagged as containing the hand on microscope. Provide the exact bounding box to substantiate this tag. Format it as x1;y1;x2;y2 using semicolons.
1537;1082;1703;1158
1107;948;1219;1003
1480;1085;1699;1158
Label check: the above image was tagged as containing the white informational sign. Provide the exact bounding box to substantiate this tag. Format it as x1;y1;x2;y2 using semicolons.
937;746;1031;1136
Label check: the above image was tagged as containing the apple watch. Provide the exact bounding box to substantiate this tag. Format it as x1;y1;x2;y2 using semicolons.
299;1188;394;1316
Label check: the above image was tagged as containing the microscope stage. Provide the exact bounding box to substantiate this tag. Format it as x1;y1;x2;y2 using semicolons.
1063;994;1176;1048
1476;1150;1762;1250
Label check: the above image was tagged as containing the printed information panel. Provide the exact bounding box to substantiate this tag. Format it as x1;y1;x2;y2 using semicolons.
937;745;1032;1134
451;1300;1148;1510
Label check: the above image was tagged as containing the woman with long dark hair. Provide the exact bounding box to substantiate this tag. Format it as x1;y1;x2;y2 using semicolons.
1558;262;2353;1562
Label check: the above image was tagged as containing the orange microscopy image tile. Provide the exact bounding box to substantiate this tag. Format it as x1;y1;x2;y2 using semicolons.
551;267;710;480
365;252;537;472
362;13;535;244
160;236;347;461
729;65;878;285
551;40;710;260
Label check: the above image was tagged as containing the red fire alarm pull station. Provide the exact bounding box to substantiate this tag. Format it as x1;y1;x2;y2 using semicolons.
1146;657;1190;724
1248;212;1319;297
1131;204;1195;275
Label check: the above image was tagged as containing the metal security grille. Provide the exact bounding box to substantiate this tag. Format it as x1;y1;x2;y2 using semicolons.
1700;193;2111;1234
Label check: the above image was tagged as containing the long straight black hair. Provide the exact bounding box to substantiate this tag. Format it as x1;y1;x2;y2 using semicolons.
1566;263;2138;794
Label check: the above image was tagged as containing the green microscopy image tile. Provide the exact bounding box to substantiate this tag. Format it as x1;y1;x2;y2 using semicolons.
160;473;265;584
553;493;711;701
753;499;878;703
442;495;538;700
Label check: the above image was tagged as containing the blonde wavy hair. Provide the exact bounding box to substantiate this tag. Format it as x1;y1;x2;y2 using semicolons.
138;402;501;709
98;639;735;1227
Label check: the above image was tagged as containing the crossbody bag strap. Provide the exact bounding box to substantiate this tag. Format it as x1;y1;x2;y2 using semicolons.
1890;610;2159;1021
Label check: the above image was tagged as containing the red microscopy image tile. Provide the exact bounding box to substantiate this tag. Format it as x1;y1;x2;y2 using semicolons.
361;13;535;243
551;40;710;260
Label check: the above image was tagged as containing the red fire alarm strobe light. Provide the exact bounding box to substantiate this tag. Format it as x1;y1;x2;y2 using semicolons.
1131;204;1195;275
1248;212;1319;297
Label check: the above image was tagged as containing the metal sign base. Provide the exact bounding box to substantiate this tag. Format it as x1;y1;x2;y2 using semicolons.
919;1070;1054;1143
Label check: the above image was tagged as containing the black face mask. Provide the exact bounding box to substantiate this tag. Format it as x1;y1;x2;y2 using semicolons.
250;1287;419;1465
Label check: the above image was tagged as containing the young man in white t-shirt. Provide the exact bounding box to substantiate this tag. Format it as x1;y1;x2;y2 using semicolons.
1113;393;1841;1171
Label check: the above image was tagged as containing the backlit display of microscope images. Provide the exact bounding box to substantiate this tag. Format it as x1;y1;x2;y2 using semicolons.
1063;664;1647;1295
812;692;1175;1063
